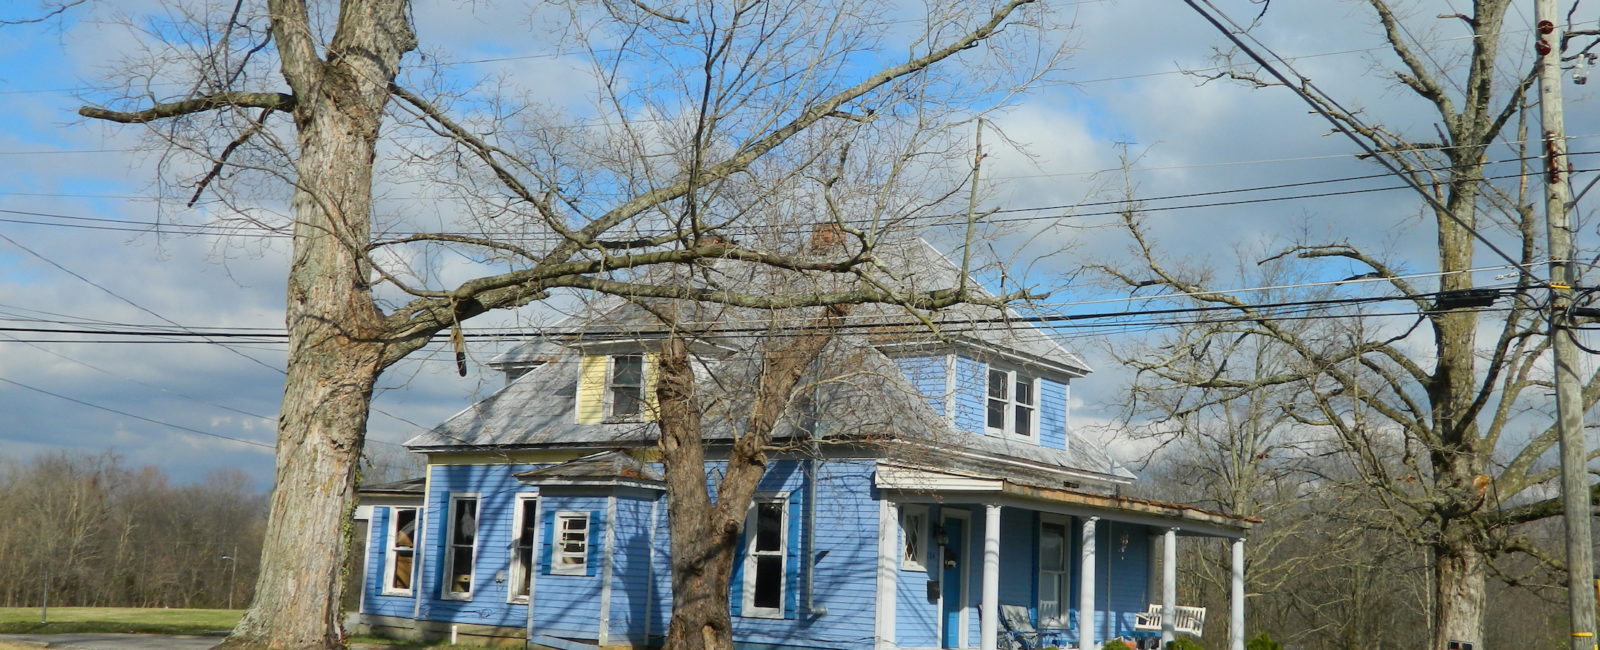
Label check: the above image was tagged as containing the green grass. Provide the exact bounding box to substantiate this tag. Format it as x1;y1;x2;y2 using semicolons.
0;607;242;636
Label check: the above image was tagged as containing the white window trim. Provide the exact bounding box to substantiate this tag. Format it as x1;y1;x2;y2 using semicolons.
900;504;929;572
1038;514;1072;629
551;511;591;576
507;494;539;603
440;493;480;601
741;493;789;619
985;366;1039;442
380;506;418;596
606;354;647;422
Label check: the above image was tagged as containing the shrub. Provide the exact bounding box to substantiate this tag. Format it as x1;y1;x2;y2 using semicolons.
1100;640;1136;650
1167;638;1207;650
1245;633;1283;650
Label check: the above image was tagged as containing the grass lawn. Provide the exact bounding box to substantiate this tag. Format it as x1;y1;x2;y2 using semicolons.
0;607;241;636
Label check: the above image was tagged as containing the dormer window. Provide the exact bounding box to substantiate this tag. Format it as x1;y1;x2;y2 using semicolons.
609;354;645;418
987;367;1036;438
577;353;657;424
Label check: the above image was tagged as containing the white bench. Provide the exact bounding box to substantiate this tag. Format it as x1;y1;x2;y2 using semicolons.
1133;604;1207;637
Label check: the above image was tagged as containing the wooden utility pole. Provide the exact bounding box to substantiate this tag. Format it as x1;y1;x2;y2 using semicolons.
1534;1;1597;648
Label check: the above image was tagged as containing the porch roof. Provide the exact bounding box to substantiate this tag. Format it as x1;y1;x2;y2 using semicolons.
875;462;1258;538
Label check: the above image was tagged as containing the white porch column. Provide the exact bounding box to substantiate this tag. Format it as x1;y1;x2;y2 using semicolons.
1162;527;1177;646
1077;517;1098;650
1231;537;1245;650
981;504;1002;650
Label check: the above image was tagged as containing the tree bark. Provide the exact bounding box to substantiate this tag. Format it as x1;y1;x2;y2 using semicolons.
657;337;741;650
1433;528;1487;650
655;306;849;650
220;1;413;647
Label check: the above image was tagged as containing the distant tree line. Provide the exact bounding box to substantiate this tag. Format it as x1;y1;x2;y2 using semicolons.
0;452;267;609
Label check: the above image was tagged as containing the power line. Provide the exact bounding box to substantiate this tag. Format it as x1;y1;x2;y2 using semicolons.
0;231;287;374
0;289;1514;342
6;163;1596;243
1183;0;1541;285
0;331;278;422
0;376;274;450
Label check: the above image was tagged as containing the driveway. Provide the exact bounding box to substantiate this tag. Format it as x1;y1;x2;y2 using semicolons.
0;633;221;650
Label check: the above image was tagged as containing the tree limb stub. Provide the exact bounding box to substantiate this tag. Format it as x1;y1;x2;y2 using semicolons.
79;92;296;124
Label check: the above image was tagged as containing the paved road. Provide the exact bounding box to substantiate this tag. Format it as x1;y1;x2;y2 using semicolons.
0;633;222;649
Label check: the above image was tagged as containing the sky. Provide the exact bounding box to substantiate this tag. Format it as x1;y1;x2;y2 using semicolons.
2;0;1598;490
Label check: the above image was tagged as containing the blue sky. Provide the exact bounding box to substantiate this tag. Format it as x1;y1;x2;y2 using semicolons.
2;0;1597;489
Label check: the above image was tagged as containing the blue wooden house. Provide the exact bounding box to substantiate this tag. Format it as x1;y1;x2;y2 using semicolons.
351;240;1254;650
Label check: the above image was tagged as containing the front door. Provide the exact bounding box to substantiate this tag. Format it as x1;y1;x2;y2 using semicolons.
940;516;966;648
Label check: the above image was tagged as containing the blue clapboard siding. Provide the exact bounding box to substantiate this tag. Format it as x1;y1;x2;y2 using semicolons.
892;355;948;417
533;493;611;640
699;459;880;649
607;495;657;643
1097;521;1151;640
1059;520;1153;645
894;503;938;648
1039;377;1068;451
953;356;986;434
416;464;538;628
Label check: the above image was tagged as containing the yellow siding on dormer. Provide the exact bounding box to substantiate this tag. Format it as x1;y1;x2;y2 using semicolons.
643;352;660;422
577;354;607;424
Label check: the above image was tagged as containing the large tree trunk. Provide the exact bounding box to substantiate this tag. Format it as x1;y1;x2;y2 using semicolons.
1432;529;1487;649
655;307;849;649
657;337;742;650
222;1;413;647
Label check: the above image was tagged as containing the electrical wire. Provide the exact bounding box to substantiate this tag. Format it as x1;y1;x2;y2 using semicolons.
1183;0;1542;285
0;376;274;450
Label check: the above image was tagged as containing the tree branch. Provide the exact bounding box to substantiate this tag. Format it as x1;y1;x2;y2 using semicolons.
79;92;295;124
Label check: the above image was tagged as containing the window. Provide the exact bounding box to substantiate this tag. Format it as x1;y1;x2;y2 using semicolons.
382;507;417;595
552;511;590;575
578;354;656;424
987;367;1036;438
742;498;787;617
442;496;479;599
609;355;645;419
901;505;929;571
510;496;539;601
1039;518;1070;627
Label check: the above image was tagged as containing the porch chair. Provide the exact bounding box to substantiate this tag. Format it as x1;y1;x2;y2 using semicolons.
1132;604;1207;637
998;604;1041;650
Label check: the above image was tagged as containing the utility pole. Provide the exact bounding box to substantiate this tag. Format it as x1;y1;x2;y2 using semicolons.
222;548;238;610
1534;1;1597;648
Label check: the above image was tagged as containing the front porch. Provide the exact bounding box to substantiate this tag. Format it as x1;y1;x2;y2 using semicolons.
874;464;1255;650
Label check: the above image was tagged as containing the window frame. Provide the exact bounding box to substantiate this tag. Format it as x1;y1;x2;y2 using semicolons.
1037;515;1072;629
900;504;929;572
440;493;480;601
986;366;1039;440
607;354;646;421
551;511;591;576
741;493;789;619
380;506;418;596
507;494;539;603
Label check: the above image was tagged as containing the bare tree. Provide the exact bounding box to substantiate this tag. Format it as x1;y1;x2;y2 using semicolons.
31;0;1071;647
0;452;266;610
1099;1;1600;644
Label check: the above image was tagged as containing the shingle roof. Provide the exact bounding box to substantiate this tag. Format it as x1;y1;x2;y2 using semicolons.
418;236;1124;481
408;334;1133;482
513;450;664;486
